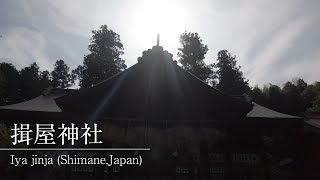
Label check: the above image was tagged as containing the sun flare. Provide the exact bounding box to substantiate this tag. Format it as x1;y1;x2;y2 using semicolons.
130;0;187;48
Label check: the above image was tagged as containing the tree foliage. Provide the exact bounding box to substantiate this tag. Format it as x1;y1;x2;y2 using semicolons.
73;25;126;88
301;82;320;112
51;60;74;88
212;50;250;95
19;62;42;100
295;78;307;94
0;60;74;104
40;70;51;91
0;27;320;117
251;86;267;105
282;81;304;114
177;32;212;82
0;63;21;105
266;84;284;112
251;81;320;115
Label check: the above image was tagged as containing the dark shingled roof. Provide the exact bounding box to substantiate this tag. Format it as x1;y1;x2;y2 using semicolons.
0;88;75;112
55;46;253;122
246;102;302;119
0;78;302;123
305;119;320;129
304;113;320;129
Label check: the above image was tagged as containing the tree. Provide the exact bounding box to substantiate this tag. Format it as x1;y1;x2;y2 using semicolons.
0;123;26;163
39;70;51;91
282;81;304;115
19;62;41;100
73;25;126;88
0;123;13;148
294;78;307;94
309;95;320;112
302;81;320;112
251;86;267;105
212;50;250;95
265;84;284;112
51;60;74;88
0;63;21;105
177;32;212;82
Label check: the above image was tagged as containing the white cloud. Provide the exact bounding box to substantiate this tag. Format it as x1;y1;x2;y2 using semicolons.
0;27;52;71
248;16;312;85
284;49;320;84
1;0;319;86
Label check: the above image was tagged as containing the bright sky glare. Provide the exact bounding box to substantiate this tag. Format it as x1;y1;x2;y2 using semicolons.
0;0;320;87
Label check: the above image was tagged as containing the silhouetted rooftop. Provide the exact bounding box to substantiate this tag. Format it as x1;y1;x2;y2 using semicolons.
305;119;320;129
0;46;304;123
0;88;75;112
54;46;253;122
0;46;305;124
246;102;301;119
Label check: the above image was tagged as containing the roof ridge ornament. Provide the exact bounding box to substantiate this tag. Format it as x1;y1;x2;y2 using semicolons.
157;33;160;46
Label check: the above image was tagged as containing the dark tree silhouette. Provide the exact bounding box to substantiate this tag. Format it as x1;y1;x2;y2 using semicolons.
282;81;304;115
302;81;320;112
51;60;74;88
213;50;250;95
19;62;41;100
39;70;51;91
177;32;212;82
251;86;267;105
295;78;307;94
310;95;320;112
73;25;126;88
251;79;320;114
265;84;284;112
0;63;21;105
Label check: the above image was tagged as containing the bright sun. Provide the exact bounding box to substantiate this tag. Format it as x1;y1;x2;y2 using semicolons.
130;0;187;49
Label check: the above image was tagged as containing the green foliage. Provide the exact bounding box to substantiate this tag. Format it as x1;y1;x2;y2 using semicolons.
0;63;21;105
251;80;320;115
19;62;41;100
212;50;250;95
0;123;26;162
302;82;320;113
0;62;55;104
178;32;212;82
266;84;284;112
309;95;320;112
74;25;126;88
294;78;307;94
0;72;5;96
51;60;74;88
0;27;319;117
251;86;267;105
0;123;12;148
282;81;304;115
40;70;51;91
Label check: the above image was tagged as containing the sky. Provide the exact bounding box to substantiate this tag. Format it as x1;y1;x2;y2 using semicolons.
0;0;319;87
